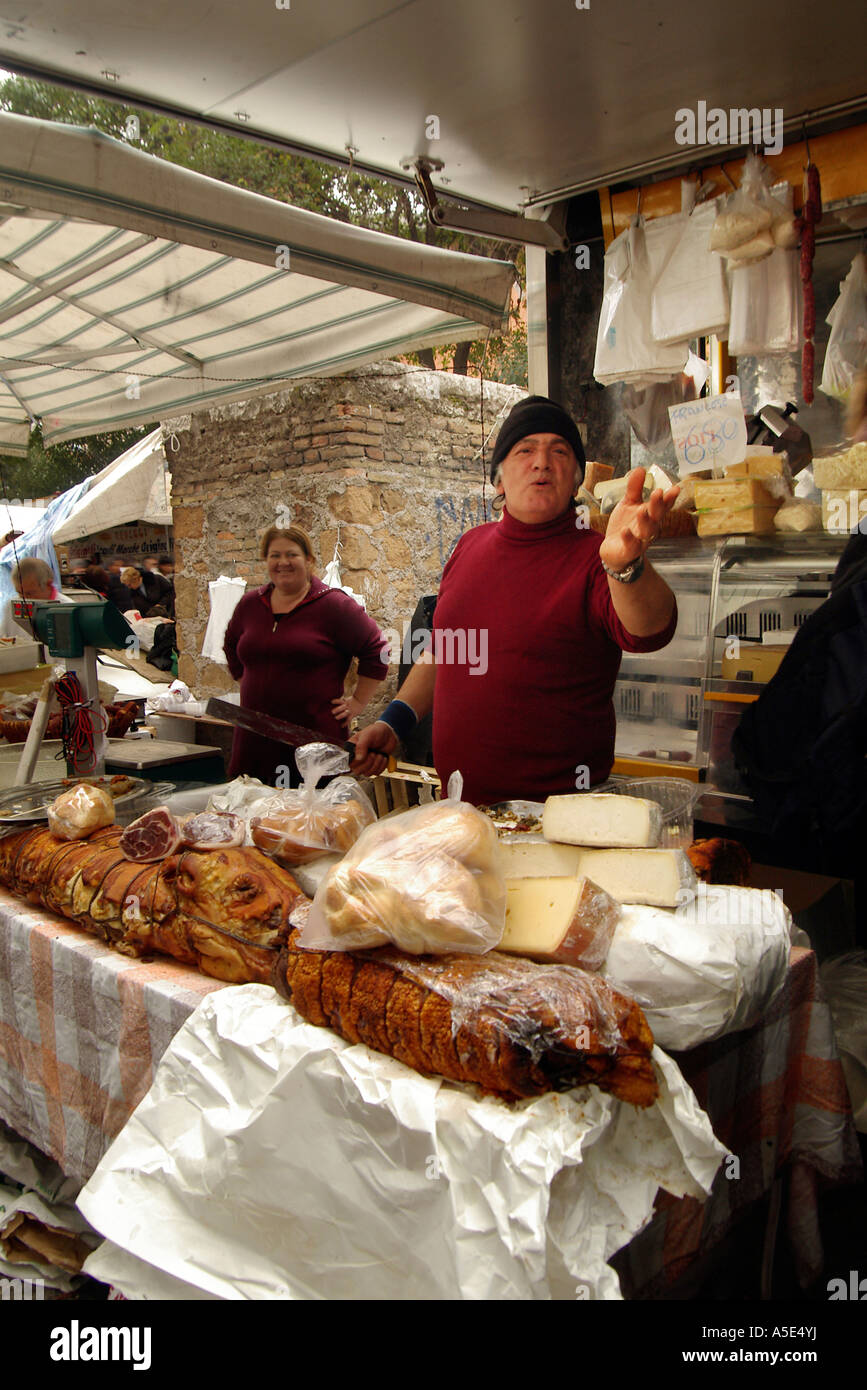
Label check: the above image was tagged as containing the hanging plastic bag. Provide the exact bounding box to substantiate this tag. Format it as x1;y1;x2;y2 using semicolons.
820;253;867;401
709;153;790;267
594;218;689;387
248;742;376;866
622;352;710;452
201;575;246;664
299;771;506;954
728;247;801;356
648;202;730;343
322;540;366;610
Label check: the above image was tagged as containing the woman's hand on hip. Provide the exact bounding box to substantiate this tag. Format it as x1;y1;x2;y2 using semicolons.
332;694;365;729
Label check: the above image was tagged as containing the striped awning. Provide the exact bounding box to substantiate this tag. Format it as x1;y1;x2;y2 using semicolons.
0;112;516;455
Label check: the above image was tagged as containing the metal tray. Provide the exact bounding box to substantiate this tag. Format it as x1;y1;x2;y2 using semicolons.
0;777;175;828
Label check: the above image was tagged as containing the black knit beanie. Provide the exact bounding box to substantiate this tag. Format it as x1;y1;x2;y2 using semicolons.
490;395;586;484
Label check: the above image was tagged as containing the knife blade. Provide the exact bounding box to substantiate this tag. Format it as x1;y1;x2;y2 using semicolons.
205;698;396;771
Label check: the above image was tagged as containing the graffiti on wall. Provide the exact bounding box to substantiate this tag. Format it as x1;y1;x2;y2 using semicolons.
433;494;489;568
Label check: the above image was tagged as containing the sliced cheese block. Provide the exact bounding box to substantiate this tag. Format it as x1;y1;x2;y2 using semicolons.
500;838;586;878
569;848;697;908
542;793;662;848
500;875;620;971
813;444;867;490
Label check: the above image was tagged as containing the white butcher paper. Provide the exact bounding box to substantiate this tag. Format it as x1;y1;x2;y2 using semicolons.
603;889;792;1050
78;984;725;1301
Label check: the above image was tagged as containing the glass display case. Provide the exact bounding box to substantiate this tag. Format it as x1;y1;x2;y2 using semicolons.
613;533;847;794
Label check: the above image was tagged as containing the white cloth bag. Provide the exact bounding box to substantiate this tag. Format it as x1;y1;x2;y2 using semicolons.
201;575;247;665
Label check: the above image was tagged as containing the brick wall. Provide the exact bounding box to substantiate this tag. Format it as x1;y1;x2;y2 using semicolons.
164;363;524;707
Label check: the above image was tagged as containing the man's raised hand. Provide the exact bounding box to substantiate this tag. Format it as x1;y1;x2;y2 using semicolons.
598;468;680;572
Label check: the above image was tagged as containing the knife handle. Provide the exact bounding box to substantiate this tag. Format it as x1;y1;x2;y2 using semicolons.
343;742;397;775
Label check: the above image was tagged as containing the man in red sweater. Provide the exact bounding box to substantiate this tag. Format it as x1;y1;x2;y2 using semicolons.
353;396;680;804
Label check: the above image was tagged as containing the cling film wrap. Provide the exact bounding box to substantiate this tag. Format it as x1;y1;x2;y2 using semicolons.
247;742;376;866
46;784;115;841
279;933;659;1106
391;950;626;1058
299;792;507;955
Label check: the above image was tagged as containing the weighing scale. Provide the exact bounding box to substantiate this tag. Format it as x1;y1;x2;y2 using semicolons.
12;597;135;777
10;598;226;783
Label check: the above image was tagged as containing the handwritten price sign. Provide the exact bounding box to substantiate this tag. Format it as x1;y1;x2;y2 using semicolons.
668;392;747;478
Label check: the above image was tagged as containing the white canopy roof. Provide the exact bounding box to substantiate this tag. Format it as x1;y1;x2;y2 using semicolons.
1;0;864;210
0;112;515;454
52;428;171;543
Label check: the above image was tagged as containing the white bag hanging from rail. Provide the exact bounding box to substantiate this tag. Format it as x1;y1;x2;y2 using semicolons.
322;538;366;610
648;200;730;344
201;575;246;664
727;183;800;357
728;248;801;356
594;217;689;387
820;253;867;401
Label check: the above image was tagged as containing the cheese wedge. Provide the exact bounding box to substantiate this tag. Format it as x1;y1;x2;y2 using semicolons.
542;793;662;848
500;839;586;878
570;848;697;908
500;875;620;971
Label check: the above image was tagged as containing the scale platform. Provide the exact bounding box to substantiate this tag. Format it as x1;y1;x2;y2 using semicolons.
104;738;226;784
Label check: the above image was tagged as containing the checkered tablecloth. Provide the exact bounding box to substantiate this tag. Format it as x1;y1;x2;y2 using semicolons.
612;946;863;1296
0;889;227;1186
0;888;860;1295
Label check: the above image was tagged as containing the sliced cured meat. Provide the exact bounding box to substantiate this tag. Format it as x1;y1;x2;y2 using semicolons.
120;807;183;862
180;812;246;850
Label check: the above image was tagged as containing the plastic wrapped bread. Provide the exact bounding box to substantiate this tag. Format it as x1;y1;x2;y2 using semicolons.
300;798;506;954
248;744;375;865
47;785;115;841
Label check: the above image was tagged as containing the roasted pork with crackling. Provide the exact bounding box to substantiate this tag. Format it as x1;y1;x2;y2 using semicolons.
0;826;658;1106
275;933;659;1107
0;825;307;983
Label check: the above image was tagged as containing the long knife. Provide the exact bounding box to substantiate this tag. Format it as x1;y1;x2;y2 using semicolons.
205;698;397;771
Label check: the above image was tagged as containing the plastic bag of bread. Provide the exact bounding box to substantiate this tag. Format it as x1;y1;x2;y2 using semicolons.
249;743;375;866
47;784;115;841
299;773;507;954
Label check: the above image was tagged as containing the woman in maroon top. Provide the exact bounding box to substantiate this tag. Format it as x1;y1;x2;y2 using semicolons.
223;525;389;784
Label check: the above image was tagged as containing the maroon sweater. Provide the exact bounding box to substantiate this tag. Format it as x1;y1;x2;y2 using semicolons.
224;577;388;783
432;507;677;805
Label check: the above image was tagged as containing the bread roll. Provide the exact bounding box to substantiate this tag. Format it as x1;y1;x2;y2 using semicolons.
47;785;115;841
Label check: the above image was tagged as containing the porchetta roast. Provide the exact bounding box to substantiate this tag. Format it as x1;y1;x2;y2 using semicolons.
0;823;303;984
0;816;658;1107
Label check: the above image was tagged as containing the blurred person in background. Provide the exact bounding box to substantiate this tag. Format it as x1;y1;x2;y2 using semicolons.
1;556;71;640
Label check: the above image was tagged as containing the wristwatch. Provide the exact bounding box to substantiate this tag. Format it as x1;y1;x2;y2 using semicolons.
600;553;646;584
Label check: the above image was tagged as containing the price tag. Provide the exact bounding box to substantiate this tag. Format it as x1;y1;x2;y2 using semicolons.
668;392;748;478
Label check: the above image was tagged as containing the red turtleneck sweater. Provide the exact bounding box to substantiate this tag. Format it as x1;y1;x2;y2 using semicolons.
432;507;677;805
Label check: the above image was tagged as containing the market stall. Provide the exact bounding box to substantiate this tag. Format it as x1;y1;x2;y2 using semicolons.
0;769;860;1299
